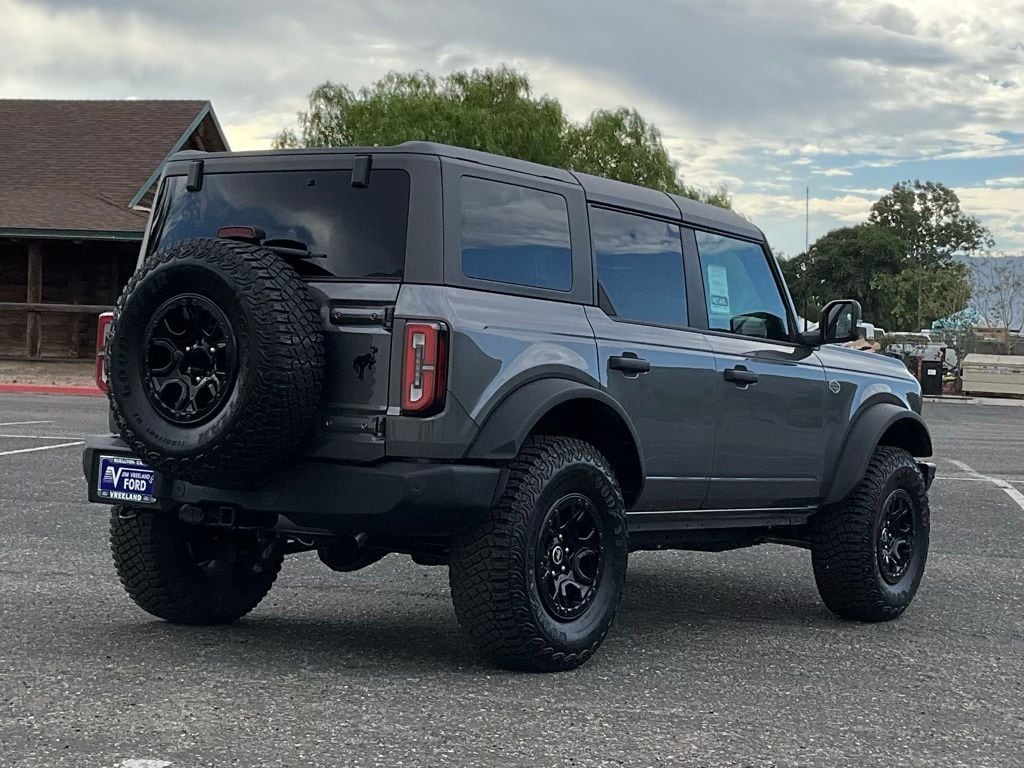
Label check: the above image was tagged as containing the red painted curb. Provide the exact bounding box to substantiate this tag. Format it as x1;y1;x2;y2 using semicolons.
0;383;106;397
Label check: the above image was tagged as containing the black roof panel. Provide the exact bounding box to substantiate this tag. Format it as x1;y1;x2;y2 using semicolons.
168;141;763;240
667;193;763;240
569;171;679;220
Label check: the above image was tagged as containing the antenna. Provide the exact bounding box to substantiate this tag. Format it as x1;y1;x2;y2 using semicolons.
805;186;810;253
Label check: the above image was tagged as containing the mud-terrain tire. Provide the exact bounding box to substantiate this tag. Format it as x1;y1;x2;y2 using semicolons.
812;446;929;622
106;237;324;487
110;507;283;624
449;436;628;672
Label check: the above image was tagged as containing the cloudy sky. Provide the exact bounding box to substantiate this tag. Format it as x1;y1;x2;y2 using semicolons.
2;0;1022;256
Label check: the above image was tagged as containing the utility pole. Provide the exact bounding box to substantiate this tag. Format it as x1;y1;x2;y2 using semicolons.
805;187;809;254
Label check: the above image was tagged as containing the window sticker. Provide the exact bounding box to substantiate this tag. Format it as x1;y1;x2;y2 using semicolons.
706;264;731;316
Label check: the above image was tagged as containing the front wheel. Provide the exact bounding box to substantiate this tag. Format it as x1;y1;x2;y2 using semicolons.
110;507;283;624
812;446;930;622
449;436;628;672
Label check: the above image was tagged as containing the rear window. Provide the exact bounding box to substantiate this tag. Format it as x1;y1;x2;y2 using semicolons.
460;176;573;292
151;169;410;280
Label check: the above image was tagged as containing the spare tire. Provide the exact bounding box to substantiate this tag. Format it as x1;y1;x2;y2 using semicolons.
106;237;325;487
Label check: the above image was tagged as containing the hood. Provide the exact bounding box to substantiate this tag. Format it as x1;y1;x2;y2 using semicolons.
814;343;916;381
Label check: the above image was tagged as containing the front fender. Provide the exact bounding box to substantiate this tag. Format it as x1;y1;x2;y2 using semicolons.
823;403;932;504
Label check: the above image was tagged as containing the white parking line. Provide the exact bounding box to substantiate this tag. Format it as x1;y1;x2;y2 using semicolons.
0;420;52;427
0;441;84;457
0;433;83;440
948;459;1024;511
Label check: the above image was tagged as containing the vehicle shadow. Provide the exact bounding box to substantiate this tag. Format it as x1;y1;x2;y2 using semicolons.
94;553;834;674
617;551;829;629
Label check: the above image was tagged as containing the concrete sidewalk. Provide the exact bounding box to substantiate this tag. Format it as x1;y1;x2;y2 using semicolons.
0;360;96;390
925;394;1024;407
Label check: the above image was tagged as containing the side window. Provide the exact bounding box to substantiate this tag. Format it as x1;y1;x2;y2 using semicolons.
590;207;687;327
695;231;791;342
460;176;572;291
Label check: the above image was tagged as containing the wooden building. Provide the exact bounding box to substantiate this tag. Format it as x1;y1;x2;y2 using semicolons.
0;100;229;358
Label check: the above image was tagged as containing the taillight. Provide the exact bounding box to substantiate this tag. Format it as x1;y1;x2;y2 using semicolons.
401;321;448;415
95;312;114;393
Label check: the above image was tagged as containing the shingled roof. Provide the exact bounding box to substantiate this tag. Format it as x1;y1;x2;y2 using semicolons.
0;99;228;238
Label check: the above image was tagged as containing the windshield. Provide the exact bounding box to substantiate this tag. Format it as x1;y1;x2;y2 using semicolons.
150;168;410;280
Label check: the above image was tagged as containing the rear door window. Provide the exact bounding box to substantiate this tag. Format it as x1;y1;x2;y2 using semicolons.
152;169;410;280
590;207;687;327
460;177;572;291
694;231;791;341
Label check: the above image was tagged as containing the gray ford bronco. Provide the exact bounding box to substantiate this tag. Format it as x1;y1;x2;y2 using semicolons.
84;142;935;671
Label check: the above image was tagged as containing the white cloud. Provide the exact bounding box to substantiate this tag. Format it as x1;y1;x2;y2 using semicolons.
733;192;873;224
984;177;1024;188
812;168;854;176
955;185;1024;253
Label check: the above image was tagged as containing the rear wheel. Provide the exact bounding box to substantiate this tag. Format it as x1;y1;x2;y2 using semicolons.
811;446;929;622
449;436;628;672
110;507;283;625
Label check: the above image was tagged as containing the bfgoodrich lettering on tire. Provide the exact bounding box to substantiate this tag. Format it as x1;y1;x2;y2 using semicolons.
448;436;628;672
811;446;929;622
106;237;324;487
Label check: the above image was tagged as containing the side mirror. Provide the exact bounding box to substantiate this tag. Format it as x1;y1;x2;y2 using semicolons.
800;299;862;346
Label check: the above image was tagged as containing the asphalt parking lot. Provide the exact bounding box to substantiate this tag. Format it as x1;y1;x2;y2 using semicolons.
1;394;1022;767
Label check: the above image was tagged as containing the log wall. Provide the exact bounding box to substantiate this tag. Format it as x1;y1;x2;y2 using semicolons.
0;238;140;359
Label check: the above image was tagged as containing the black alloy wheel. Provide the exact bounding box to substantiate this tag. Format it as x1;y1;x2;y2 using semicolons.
536;493;603;621
142;293;238;426
877;488;916;585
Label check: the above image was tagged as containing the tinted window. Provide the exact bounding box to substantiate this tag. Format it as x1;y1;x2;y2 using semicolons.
695;231;790;341
460;177;572;291
153;169;409;280
591;207;686;327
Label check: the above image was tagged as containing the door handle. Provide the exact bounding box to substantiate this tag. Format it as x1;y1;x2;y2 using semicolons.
609;354;651;376
724;366;759;386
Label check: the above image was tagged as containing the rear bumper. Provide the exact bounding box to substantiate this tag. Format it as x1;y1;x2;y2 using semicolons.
82;435;503;536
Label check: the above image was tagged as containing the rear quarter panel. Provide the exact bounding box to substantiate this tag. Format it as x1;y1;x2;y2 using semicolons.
387;285;600;459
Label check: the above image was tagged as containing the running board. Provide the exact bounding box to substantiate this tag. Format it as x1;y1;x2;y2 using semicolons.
626;506;816;532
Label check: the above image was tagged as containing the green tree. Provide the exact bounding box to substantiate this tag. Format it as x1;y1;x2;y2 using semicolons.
275;67;729;207
868;180;994;266
779;224;906;326
868;180;992;329
870;262;973;331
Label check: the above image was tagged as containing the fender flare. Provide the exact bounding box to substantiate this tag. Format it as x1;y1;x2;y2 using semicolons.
465;378;644;472
823;403;933;504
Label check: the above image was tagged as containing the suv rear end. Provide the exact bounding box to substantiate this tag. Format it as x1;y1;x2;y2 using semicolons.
86;146;510;538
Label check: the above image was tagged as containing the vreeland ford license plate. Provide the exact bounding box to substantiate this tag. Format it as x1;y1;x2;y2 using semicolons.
96;455;157;504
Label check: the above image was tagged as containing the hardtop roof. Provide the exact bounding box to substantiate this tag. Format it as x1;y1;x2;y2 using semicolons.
167;140;764;241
